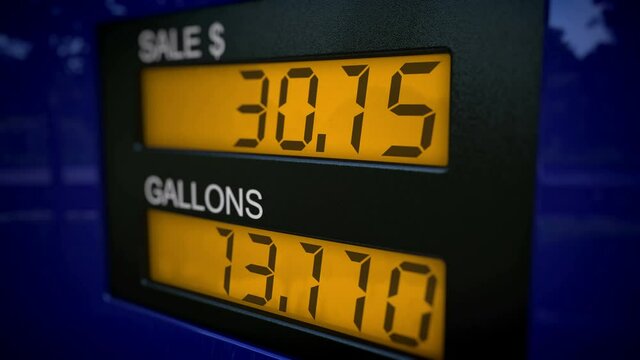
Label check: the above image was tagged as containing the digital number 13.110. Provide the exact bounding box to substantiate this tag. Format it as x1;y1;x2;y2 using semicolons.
236;61;440;158
217;226;438;348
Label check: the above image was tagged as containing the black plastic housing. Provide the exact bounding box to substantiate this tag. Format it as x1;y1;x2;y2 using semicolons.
100;0;544;358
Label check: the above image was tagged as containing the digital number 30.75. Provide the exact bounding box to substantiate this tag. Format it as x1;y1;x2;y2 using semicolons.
235;61;440;158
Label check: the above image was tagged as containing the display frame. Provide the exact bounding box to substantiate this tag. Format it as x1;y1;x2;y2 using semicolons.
99;0;544;358
139;50;453;168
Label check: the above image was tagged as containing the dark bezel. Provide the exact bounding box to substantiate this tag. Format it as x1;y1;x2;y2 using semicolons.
99;0;543;358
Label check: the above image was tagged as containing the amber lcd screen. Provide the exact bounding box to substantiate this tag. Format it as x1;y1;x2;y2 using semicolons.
148;209;446;358
142;53;450;167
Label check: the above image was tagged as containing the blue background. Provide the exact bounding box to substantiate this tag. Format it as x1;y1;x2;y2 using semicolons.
0;1;638;358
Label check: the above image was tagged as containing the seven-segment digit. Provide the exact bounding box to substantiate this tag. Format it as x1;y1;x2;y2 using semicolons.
276;67;318;150
243;233;277;306
342;65;369;153
217;227;234;295
384;62;439;157
236;70;268;148
384;261;437;347
346;250;371;331
301;242;324;319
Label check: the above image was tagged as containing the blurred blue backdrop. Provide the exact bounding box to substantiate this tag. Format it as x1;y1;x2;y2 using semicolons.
0;0;638;359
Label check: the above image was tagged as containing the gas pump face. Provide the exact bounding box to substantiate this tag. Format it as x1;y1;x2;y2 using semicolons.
101;1;543;358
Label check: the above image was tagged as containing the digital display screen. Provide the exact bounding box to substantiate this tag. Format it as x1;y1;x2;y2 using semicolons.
142;53;450;166
148;209;446;358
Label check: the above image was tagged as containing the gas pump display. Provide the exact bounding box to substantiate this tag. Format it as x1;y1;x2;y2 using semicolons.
101;1;543;358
